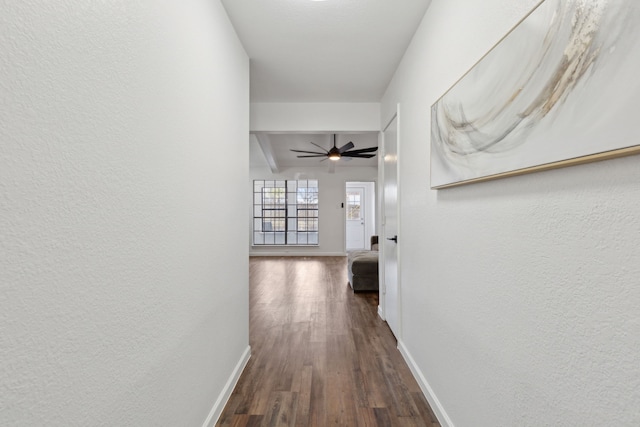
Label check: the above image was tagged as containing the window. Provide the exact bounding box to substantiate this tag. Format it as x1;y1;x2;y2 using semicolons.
253;180;319;245
346;191;362;220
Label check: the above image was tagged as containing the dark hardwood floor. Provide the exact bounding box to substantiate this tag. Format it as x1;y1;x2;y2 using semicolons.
217;256;440;427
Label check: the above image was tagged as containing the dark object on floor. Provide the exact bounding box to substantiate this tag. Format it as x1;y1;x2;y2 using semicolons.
347;235;379;292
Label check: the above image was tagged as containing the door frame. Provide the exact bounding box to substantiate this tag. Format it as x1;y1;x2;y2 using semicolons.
379;105;401;340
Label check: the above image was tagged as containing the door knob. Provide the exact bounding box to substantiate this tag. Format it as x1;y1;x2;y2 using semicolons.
387;235;398;243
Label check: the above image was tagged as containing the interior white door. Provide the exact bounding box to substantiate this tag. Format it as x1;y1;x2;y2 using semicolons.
346;187;366;250
383;114;400;338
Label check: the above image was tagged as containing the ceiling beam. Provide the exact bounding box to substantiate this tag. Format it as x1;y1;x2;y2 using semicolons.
254;132;280;174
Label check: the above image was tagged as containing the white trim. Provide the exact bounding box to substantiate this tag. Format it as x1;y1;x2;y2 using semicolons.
249;251;345;257
377;130;386;317
395;104;403;339
202;345;251;427
250;245;320;248
397;341;454;427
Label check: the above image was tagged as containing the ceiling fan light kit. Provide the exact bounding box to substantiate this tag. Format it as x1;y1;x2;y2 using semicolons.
290;134;378;162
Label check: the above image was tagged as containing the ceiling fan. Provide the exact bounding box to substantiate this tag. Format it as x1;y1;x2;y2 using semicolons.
290;134;378;161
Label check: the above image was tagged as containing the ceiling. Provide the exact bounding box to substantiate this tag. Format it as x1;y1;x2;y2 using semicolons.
221;0;432;169
251;132;380;172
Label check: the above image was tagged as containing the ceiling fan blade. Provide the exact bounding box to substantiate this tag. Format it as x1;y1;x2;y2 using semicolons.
290;149;326;155
341;153;376;158
338;141;354;153
343;146;378;155
309;141;329;153
296;154;328;158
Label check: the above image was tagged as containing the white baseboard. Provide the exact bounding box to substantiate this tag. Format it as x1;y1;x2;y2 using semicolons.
378;305;385;320
202;345;251;427
249;252;345;257
397;340;454;427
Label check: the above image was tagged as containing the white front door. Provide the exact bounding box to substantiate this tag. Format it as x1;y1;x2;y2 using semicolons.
346;187;366;250
383;113;400;339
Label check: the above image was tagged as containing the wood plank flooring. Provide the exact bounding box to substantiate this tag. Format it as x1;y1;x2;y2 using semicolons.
217;256;440;427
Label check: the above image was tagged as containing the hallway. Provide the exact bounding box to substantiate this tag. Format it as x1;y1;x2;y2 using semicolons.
217;256;439;426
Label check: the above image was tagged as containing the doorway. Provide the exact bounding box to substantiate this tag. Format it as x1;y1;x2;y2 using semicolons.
345;181;375;251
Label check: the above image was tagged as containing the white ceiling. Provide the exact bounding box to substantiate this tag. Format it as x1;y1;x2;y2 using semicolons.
252;132;380;172
221;0;432;102
221;0;432;169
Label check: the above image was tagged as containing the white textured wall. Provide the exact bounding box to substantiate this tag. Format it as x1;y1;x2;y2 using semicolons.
0;1;249;426
250;166;377;256
382;0;640;426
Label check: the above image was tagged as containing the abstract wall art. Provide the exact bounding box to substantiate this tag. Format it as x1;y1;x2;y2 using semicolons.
430;0;640;189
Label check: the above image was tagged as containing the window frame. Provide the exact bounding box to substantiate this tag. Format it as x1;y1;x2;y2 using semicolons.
252;180;319;246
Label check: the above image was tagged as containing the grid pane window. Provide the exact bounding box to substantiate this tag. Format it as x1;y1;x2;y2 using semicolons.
346;191;362;220
253;180;319;245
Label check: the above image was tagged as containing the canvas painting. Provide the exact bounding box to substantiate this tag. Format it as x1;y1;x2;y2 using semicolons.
430;0;640;188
